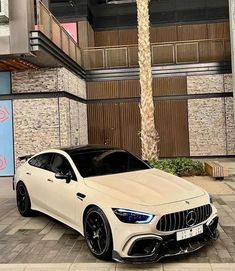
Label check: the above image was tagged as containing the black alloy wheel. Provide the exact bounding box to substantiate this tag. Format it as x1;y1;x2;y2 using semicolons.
16;182;32;217
84;207;113;260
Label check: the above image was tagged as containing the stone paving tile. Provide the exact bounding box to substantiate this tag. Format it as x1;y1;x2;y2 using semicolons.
1;195;235;264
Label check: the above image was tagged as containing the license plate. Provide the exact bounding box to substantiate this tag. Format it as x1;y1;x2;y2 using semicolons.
176;225;203;241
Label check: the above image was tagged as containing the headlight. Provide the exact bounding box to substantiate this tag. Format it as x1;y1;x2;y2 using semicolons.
113;208;154;224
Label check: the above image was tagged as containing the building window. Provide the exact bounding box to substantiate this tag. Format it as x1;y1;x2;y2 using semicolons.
0;72;11;94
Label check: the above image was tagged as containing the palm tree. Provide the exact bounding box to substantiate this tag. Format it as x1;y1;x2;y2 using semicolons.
136;0;159;160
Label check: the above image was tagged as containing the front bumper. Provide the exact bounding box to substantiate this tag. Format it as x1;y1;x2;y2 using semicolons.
112;216;219;263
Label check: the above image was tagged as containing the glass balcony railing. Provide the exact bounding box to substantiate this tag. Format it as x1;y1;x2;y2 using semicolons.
82;38;231;70
35;1;82;66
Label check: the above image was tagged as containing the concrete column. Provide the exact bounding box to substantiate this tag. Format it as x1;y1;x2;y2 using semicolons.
229;0;235;119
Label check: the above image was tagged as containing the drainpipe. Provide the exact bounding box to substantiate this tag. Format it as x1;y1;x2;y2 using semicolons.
229;0;235;120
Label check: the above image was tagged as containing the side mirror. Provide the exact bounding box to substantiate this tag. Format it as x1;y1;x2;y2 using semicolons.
55;172;72;183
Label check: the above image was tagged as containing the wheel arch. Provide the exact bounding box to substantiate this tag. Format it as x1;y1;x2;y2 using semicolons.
82;204;99;224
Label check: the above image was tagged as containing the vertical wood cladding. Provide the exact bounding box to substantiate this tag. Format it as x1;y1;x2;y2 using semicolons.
94;21;229;46
150;26;178;43
87;78;189;158
154;100;190;157
87;77;187;99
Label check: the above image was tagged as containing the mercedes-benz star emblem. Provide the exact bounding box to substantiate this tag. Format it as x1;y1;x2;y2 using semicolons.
186;211;197;227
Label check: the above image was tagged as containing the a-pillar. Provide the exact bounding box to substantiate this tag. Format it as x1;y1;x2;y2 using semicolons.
229;0;235;119
41;0;50;8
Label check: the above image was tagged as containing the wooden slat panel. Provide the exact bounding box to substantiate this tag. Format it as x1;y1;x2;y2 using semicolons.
87;81;119;99
0;60;37;71
207;22;230;39
87;99;190;158
82;49;104;70
154;100;190;157
151;26;178;43
199;40;225;62
87;78;187;100
177;24;208;41
225;40;231;61
94;30;119;47
87;80;141;99
119;28;138;45
153;77;187;96
119;103;141;157
106;48;127;68
119;80;140;98
176;43;198;63
77;21;89;48
152;44;174;65
128;46;138;67
87;104;104;145
102;103;121;147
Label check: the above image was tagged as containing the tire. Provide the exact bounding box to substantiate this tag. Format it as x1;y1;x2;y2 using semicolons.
16;182;33;217
84;206;113;260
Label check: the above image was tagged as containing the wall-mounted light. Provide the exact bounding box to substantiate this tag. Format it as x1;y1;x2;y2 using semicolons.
106;0;136;4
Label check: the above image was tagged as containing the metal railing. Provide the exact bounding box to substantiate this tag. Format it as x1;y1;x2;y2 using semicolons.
35;1;82;66
82;38;231;70
34;1;231;71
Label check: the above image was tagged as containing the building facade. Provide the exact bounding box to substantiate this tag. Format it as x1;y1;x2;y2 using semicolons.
0;0;234;176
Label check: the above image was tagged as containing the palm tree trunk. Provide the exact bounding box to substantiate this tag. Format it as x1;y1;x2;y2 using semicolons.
136;0;159;161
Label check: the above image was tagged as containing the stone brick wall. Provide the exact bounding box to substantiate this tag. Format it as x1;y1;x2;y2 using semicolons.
187;74;235;156
0;24;9;37
224;74;233;92
12;68;88;167
188;98;227;156
13;97;88;166
225;97;235;155
13;98;60;162
12;68;86;98
187;75;224;94
57;68;86;98
12;69;58;93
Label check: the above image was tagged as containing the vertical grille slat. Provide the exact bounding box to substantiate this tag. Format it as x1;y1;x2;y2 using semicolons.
156;204;212;232
202;205;205;222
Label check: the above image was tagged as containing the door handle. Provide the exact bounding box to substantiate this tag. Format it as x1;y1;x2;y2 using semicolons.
76;192;86;200
47;179;53;182
26;172;31;176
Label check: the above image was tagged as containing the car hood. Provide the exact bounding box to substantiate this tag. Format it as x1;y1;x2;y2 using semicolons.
84;168;205;206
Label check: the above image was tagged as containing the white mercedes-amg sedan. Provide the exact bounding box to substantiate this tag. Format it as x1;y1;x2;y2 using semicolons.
14;145;219;263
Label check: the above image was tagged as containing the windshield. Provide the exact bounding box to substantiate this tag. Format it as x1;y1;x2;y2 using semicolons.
69;149;150;178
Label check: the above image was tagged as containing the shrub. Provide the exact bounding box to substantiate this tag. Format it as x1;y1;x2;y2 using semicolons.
149;158;205;177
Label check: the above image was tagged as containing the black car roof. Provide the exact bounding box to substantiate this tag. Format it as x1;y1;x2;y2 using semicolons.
60;145;122;155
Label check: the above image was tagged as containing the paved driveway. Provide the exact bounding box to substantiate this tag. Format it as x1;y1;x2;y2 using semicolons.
1;178;235;264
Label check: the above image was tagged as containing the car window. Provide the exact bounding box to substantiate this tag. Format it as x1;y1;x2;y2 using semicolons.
28;153;53;171
50;154;77;181
70;150;150;178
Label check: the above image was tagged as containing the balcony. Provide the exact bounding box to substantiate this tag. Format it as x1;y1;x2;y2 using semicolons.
82;38;231;70
0;0;84;76
30;1;84;77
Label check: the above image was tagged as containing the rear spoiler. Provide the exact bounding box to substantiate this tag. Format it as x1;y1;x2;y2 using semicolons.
18;154;34;161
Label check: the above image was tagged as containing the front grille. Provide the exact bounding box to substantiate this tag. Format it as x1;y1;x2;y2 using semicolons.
156;204;212;232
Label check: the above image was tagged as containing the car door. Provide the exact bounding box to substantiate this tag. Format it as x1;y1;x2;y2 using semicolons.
26;152;54;211
44;153;78;225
